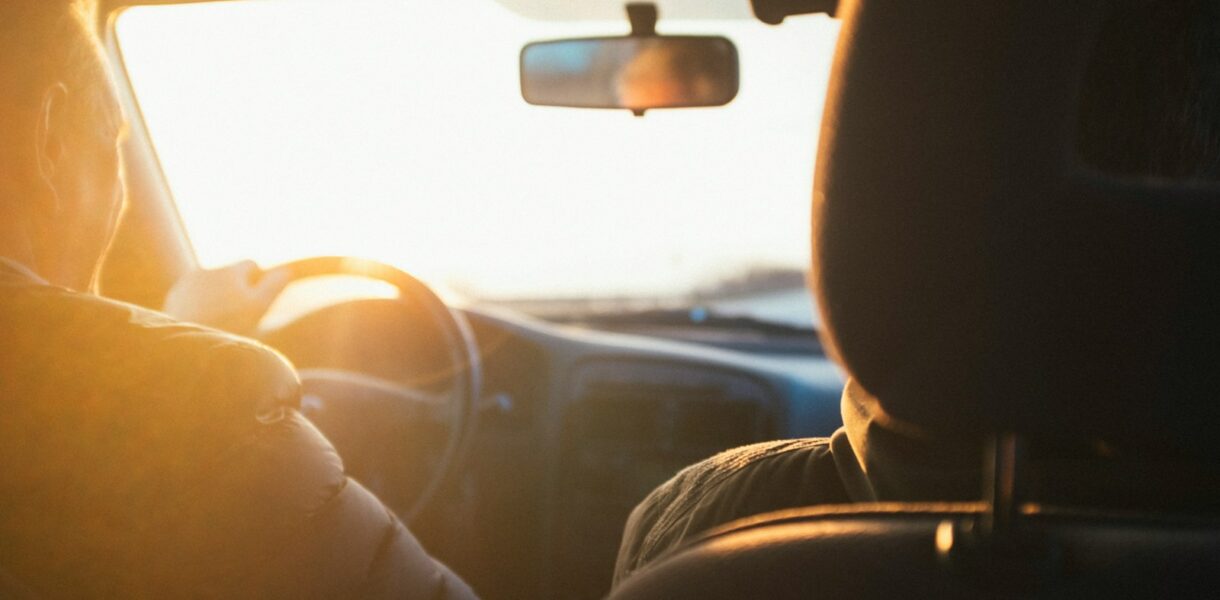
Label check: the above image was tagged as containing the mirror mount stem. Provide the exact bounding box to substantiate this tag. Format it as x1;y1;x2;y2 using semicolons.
626;3;657;37
626;3;657;116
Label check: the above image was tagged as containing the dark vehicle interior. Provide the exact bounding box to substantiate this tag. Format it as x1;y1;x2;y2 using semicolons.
94;2;843;597
10;0;1220;597
613;1;1220;597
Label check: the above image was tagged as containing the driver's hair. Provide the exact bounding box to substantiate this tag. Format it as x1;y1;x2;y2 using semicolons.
0;0;116;192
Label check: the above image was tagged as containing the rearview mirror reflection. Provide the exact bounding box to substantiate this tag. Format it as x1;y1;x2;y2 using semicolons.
521;36;739;112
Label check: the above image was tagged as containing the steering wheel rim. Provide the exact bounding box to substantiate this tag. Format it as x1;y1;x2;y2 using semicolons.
269;256;480;524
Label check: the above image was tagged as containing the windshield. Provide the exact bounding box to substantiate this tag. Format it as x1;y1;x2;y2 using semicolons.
117;0;839;329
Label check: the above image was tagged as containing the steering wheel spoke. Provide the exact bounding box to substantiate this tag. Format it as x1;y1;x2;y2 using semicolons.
299;368;454;425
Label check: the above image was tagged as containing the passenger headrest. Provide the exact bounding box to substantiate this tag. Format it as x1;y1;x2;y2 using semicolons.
813;0;1220;460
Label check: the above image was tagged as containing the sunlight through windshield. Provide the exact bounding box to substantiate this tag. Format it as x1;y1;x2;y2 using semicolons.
117;0;838;326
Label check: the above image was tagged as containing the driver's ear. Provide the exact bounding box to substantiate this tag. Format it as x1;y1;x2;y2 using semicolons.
33;83;69;215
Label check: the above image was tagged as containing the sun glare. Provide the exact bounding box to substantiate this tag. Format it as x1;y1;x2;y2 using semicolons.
116;0;839;302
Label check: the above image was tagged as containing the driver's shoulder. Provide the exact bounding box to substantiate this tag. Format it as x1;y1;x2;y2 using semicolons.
0;277;458;597
1;275;300;429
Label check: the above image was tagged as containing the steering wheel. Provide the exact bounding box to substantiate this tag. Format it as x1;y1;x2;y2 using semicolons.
261;256;480;524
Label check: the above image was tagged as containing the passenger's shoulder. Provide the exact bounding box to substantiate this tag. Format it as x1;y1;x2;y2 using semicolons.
615;437;842;584
637;438;840;540
666;438;834;494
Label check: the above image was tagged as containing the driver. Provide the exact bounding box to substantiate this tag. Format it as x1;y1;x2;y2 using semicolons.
0;1;475;597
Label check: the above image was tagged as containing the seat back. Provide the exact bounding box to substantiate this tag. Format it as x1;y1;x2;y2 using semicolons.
612;504;1220;599
814;0;1220;455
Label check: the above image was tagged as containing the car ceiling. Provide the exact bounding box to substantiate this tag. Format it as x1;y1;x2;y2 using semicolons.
459;0;753;21
106;0;754;20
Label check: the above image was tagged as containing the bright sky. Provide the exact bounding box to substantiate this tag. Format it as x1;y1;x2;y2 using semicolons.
117;0;839;301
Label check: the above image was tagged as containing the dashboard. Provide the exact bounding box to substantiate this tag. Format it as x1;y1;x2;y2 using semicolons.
432;307;843;599
265;300;844;599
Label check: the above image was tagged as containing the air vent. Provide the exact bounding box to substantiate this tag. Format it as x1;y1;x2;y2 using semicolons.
567;359;776;454
572;381;763;451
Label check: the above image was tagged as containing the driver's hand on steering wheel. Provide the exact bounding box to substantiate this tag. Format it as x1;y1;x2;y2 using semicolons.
163;260;290;335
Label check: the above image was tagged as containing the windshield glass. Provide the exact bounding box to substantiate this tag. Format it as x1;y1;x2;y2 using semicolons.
117;0;839;329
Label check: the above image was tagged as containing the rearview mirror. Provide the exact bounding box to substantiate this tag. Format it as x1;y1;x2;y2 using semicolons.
520;36;739;113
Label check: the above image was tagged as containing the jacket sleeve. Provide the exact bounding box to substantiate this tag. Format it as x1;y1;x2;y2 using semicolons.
0;281;475;598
